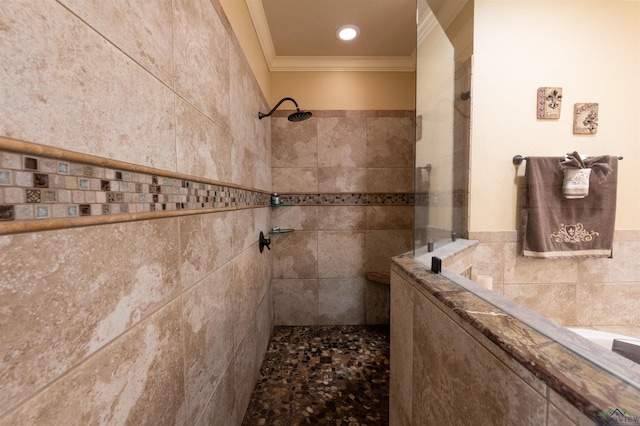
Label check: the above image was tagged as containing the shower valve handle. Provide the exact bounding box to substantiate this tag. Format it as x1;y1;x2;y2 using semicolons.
259;231;271;253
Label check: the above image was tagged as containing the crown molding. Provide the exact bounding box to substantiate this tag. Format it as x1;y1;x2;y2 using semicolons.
245;0;415;72
268;55;416;72
245;0;277;66
417;10;439;46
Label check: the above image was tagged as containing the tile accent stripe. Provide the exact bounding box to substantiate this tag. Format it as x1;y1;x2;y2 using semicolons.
0;137;271;235
0;151;269;217
280;193;414;206
0;138;415;235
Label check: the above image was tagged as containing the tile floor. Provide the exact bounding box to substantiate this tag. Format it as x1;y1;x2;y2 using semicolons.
242;325;390;425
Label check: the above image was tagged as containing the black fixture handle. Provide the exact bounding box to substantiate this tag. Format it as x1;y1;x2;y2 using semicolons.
259;231;271;253
258;97;300;119
431;256;442;274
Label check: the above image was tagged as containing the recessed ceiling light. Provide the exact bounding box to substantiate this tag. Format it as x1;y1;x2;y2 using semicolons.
336;25;360;41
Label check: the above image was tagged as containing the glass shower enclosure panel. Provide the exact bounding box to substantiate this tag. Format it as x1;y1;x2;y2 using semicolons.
414;0;471;254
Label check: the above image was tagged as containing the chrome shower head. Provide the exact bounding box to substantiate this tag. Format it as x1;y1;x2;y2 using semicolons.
258;97;313;122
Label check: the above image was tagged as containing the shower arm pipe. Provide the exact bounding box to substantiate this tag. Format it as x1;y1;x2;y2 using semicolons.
258;97;299;119
513;154;624;166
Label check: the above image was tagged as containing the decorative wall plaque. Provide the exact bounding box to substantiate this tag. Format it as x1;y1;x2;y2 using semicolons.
573;103;599;134
537;87;562;119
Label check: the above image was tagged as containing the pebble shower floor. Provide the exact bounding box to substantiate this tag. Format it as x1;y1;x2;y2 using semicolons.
242;325;390;425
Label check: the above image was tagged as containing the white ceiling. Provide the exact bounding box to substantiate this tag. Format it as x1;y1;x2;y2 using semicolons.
245;0;418;72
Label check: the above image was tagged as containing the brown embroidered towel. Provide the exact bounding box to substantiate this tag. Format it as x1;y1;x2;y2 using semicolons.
521;156;618;258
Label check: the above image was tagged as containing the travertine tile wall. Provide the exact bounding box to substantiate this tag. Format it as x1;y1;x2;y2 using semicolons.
468;230;640;332
0;1;272;424
270;111;415;325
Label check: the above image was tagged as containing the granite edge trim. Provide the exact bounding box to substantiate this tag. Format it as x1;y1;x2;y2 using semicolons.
391;253;640;420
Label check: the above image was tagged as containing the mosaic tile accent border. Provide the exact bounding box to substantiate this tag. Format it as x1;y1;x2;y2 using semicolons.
0;142;414;233
0;149;270;223
279;193;414;206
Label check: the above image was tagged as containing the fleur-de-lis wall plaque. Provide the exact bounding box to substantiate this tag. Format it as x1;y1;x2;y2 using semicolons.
573;103;599;134
537;87;563;119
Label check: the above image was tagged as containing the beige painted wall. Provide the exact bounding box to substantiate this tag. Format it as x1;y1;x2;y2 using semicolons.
271;71;415;110
471;0;640;231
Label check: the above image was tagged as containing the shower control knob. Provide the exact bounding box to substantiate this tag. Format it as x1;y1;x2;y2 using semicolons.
259;231;271;253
